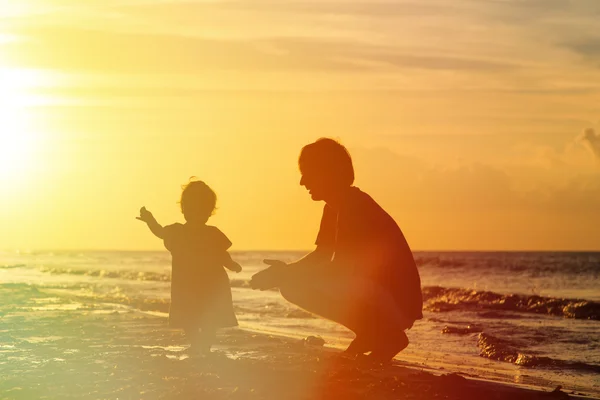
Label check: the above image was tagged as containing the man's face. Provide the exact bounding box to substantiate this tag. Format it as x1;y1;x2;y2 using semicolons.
299;164;332;201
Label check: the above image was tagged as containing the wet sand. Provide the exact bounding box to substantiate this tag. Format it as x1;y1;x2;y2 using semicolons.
0;286;592;400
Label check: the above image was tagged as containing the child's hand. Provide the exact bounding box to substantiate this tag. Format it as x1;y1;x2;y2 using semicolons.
230;262;242;273
136;207;154;223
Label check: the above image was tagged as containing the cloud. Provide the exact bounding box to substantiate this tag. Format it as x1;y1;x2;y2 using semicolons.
548;174;600;212
116;1;461;19
579;127;600;161
3;28;360;73
565;38;600;57
352;146;517;213
117;0;590;20
561;37;600;68
2;27;514;74
351;145;600;216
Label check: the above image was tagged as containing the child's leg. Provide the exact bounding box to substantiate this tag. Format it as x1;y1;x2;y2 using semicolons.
184;327;201;350
199;327;217;353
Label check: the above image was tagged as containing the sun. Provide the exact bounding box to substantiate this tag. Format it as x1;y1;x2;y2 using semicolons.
0;1;32;18
0;68;40;184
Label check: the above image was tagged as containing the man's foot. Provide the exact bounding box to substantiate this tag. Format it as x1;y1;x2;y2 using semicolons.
367;331;409;364
343;335;371;357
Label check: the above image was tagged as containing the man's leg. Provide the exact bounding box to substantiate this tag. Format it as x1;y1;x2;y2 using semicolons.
280;284;372;357
279;280;357;330
279;272;412;360
252;262;413;360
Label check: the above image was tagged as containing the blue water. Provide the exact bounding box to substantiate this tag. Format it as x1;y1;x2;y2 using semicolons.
1;250;599;396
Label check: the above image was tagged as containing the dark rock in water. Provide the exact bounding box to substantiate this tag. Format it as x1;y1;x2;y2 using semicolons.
441;325;481;335
547;385;570;399
303;336;325;346
286;309;315;319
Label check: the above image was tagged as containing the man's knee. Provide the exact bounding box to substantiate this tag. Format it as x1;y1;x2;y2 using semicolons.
279;283;301;304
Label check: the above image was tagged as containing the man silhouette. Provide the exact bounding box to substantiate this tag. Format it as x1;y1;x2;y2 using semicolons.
251;138;423;362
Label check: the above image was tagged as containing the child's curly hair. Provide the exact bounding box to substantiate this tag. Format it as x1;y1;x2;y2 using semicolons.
179;178;217;221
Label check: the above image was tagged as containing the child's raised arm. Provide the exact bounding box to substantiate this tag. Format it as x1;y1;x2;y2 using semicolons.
223;252;242;273
136;207;164;239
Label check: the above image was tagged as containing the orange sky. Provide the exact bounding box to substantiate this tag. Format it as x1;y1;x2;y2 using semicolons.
0;0;599;251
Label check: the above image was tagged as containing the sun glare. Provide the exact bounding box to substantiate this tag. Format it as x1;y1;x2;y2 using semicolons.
0;68;42;185
0;1;32;18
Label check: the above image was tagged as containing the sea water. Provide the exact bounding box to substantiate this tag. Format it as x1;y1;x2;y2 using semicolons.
1;250;598;396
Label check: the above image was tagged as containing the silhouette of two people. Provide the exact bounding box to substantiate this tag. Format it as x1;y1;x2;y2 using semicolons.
138;138;423;362
251;138;423;362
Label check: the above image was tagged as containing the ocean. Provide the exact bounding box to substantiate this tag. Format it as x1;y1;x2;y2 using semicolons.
1;250;598;396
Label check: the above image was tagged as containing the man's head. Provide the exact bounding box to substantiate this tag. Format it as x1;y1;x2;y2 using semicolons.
298;138;354;202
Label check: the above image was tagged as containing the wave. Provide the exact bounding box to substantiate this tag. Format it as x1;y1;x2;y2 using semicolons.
423;286;600;320
415;256;465;268
415;252;600;275
39;268;251;286
39;267;171;282
70;292;172;314
29;265;600;320
230;279;250;289
477;333;600;373
0;264;27;269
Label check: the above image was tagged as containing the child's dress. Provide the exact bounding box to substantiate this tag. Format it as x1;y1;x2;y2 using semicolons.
163;223;238;330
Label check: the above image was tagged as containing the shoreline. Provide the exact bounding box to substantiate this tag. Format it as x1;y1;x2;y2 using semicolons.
237;324;597;400
1;296;597;400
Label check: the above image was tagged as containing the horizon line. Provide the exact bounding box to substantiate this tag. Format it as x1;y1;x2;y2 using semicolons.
2;248;599;254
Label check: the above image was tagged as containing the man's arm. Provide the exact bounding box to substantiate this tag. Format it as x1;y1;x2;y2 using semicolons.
287;245;334;268
264;245;333;272
251;245;334;290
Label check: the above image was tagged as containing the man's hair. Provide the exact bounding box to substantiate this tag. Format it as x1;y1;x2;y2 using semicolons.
298;138;354;186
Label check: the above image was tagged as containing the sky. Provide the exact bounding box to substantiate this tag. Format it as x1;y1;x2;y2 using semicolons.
0;0;599;251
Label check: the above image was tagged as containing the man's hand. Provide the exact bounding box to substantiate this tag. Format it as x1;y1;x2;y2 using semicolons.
136;207;155;223
263;259;287;269
250;259;288;290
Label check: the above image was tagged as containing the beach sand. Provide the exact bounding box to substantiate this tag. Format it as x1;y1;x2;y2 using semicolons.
0;286;593;400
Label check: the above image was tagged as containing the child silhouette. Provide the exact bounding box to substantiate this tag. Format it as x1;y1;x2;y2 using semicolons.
137;179;241;354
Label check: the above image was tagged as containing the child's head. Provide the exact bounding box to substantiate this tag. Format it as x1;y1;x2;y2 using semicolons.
179;178;217;223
